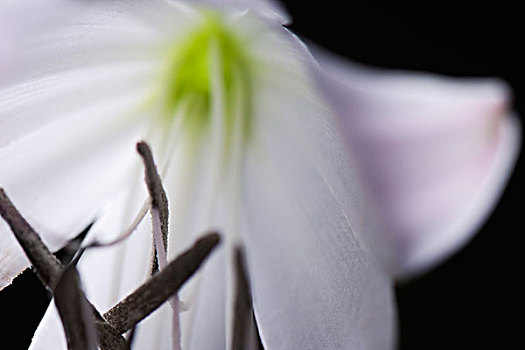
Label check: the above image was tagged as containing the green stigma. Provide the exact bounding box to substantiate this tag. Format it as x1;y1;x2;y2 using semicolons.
159;13;253;142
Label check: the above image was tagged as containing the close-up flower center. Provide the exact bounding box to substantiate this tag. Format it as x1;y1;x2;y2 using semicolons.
159;12;253;143
0;1;519;349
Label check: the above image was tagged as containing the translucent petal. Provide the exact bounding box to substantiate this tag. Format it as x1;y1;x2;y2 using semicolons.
30;28;236;348
194;0;290;24
0;0;185;290
29;303;67;350
313;53;521;277
0;0;194;147
4;3;398;349
0;63;155;148
239;39;396;348
1;0;178;83
29;172;146;348
185;249;227;350
0;42;152;290
0;0;78;74
0;99;146;290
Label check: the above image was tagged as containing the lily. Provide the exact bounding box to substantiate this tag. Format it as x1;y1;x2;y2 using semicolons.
0;0;520;349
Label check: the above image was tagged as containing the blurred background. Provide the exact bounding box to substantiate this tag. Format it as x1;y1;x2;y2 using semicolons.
1;1;522;349
279;0;523;348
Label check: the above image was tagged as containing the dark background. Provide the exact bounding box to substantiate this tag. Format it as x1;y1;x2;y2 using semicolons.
280;0;523;349
1;1;523;349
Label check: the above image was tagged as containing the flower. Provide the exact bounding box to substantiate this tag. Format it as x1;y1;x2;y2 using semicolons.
0;0;520;349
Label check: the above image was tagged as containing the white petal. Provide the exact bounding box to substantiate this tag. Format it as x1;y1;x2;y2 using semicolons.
0;63;155;148
0;0;78;74
29;303;67;350
0;90;148;290
1;0;174;83
185;249;227;350
0;0;194;147
30;198;154;350
0;0;186;289
30;132;230;350
313;53;521;277
29;174;149;349
192;0;290;24
240;37;396;348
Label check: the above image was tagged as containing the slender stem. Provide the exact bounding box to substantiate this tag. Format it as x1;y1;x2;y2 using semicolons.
87;199;151;249
152;208;182;350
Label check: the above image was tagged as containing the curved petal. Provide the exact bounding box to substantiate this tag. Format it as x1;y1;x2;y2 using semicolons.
4;2;398;349
0;100;146;290
193;0;290;24
0;0;78;74
30;149;231;349
0;0;194;147
313;53;521;278
0;63;155;148
29;303;67;350
30;183;151;349
240;30;396;349
29;36;237;347
0;0;193;290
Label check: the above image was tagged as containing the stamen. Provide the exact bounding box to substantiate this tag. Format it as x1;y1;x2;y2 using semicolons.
1;188;223;350
151;207;168;269
0;188;62;290
126;325;137;347
232;246;264;350
137;141;169;272
0;189;130;349
152;207;182;350
92;313;130;350
54;265;97;350
55;222;93;264
103;232;221;334
137;141;182;349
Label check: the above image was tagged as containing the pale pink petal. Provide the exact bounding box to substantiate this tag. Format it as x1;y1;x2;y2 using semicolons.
313;53;521;277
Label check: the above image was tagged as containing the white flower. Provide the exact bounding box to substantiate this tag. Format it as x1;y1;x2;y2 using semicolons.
0;0;520;349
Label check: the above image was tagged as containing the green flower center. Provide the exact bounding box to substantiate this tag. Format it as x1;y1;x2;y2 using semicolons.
159;13;253;142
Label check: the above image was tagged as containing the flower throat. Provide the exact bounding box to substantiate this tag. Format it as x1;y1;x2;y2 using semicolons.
160;13;253;143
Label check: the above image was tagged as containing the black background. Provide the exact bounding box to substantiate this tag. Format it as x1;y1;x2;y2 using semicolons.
1;1;523;349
